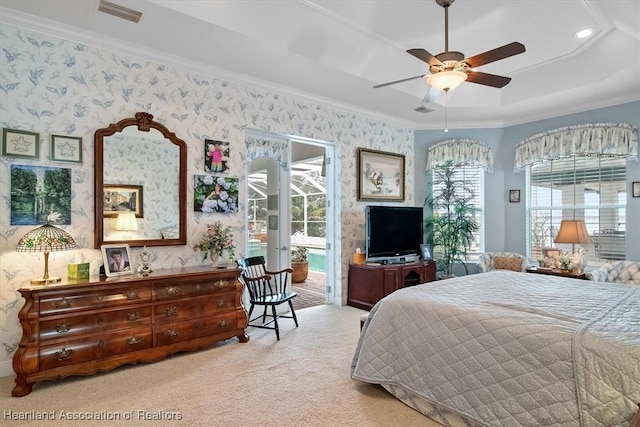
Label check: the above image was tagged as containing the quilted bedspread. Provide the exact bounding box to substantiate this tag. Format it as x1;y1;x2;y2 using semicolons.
351;270;640;426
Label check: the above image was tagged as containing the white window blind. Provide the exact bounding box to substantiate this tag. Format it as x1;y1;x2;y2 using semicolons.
431;165;484;255
527;157;627;264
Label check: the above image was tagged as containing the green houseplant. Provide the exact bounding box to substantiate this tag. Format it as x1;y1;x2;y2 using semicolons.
425;160;480;278
291;246;309;283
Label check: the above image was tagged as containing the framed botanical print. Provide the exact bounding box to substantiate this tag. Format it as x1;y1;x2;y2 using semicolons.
2;128;39;159
51;134;83;163
356;148;405;201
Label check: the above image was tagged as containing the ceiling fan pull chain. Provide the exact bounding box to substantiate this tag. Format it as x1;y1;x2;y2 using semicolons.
444;92;449;132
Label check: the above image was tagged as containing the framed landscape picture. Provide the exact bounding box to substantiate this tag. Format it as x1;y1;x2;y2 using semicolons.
356;148;405;201
103;185;143;218
10;165;71;225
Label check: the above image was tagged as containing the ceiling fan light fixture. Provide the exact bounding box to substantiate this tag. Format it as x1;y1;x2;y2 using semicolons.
426;70;467;92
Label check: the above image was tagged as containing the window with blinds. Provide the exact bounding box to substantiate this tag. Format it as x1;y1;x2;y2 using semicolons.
527;157;627;264
431;165;484;255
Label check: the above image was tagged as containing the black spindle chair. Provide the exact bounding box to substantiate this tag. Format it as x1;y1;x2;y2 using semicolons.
236;256;298;340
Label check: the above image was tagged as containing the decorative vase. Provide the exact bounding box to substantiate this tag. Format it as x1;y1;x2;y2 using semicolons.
209;250;228;269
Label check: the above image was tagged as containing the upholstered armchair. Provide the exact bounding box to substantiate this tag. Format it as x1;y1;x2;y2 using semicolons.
585;261;640;285
477;252;532;273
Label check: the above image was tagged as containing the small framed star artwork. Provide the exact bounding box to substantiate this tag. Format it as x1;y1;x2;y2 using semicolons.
51;134;83;164
1;128;39;159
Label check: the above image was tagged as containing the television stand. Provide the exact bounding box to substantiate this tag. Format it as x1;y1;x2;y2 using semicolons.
347;261;436;311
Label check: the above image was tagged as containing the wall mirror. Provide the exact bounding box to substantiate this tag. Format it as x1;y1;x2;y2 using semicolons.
94;112;187;248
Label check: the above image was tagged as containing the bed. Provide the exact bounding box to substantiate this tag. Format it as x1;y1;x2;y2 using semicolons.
351;270;640;426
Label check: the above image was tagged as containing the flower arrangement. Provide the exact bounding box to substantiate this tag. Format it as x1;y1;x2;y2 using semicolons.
557;254;573;270
291;246;308;263
196;221;236;262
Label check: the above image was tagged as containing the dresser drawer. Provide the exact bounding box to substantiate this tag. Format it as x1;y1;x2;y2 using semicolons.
154;313;237;346
154;277;237;300
154;293;236;323
39;287;152;316
39;306;152;342
39;327;152;371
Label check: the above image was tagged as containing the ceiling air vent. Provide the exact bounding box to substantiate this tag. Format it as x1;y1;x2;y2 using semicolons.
413;106;435;114
98;0;142;23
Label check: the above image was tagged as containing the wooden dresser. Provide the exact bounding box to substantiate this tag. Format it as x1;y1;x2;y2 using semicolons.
12;266;248;397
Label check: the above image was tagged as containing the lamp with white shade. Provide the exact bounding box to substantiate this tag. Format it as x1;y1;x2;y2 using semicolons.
115;212;138;240
553;219;592;272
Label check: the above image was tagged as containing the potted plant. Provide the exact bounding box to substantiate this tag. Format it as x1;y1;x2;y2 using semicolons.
425;160;480;278
195;221;236;268
291;246;309;283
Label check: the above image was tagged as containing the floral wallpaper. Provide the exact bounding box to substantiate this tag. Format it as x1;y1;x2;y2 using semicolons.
0;23;414;371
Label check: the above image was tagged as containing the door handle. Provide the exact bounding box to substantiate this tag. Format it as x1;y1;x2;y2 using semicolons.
279;246;288;251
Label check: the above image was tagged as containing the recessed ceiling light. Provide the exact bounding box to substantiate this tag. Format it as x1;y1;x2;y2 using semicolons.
574;28;593;39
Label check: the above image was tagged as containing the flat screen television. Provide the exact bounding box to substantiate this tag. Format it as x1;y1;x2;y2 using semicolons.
365;205;423;263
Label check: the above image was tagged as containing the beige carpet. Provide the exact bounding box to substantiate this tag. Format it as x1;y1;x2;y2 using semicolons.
1;305;441;427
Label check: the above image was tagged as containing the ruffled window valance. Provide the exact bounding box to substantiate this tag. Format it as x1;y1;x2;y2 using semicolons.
426;139;494;171
513;123;638;172
245;135;290;171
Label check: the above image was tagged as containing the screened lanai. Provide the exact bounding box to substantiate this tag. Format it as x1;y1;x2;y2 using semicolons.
247;155;328;309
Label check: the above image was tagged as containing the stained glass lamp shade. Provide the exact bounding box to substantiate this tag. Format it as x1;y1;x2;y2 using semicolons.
16;223;78;284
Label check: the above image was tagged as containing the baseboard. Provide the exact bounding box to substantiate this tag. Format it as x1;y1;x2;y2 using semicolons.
0;360;14;378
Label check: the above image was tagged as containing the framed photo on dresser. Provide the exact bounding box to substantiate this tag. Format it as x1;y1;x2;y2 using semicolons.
101;244;133;277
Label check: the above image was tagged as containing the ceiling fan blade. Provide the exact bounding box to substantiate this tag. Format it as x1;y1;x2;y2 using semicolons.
407;49;443;67
464;42;525;68
422;86;441;103
466;71;512;88
373;74;425;89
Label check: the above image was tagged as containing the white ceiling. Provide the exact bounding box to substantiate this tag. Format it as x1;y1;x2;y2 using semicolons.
1;0;639;129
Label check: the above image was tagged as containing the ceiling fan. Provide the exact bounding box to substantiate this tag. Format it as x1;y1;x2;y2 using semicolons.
374;0;525;102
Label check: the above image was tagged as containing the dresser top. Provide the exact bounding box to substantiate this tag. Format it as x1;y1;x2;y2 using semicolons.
20;266;241;292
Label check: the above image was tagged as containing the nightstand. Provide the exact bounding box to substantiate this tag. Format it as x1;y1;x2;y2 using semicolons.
526;267;588;280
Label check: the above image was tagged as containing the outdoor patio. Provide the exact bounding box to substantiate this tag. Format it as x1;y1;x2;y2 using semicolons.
292;270;326;310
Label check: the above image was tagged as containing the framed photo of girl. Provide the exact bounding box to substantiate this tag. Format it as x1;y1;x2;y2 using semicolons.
101;244;133;277
204;139;230;173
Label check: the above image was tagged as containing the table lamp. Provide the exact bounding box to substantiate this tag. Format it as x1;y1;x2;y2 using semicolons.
115;212;138;240
16;222;78;284
554;219;592;271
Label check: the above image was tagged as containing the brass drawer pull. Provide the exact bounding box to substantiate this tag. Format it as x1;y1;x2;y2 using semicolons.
96;315;105;326
53;348;73;361
166;286;180;295
96;294;105;302
164;329;180;338
127;336;143;345
55;323;71;333
97;340;107;350
214;280;230;289
53;297;71;309
165;306;179;317
218;318;231;327
126;312;142;321
217;299;227;308
124;290;140;300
